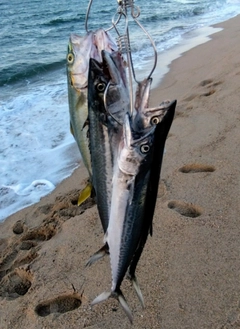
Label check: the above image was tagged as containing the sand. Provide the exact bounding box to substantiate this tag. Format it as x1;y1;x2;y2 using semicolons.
1;14;240;329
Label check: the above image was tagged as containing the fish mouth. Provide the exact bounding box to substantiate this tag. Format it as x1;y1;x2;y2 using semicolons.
101;50;125;86
135;78;152;111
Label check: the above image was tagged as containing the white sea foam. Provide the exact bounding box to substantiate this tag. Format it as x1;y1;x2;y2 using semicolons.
0;72;80;221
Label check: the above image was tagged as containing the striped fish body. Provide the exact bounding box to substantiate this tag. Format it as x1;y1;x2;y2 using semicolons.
85;51;129;266
106;114;156;294
128;100;176;280
88;58;113;233
128;80;177;283
87;50;129;234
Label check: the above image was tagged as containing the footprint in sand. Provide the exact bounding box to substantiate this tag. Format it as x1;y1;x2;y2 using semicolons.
0;267;33;299
0;188;96;295
183;79;223;101
12;220;25;235
168;200;202;218
167;163;215;217
35;189;96;220
199;79;222;97
0;220;57;287
35;293;82;317
179;163;215;173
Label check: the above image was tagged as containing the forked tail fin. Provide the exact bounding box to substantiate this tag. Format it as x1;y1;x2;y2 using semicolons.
91;289;133;324
129;274;145;309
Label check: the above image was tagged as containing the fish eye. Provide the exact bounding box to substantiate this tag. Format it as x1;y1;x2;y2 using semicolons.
97;82;106;92
151;116;160;125
67;53;74;64
140;144;150;154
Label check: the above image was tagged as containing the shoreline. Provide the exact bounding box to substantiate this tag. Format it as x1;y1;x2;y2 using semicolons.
1;13;240;329
137;25;223;89
0;13;237;222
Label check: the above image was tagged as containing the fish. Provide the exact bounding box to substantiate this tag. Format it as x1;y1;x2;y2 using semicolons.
66;29;118;205
92;113;157;323
126;78;177;305
67;32;94;178
86;50;130;265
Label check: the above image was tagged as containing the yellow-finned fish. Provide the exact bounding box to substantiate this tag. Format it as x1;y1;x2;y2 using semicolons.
66;29;117;205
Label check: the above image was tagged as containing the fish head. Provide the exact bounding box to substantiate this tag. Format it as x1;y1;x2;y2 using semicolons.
66;32;94;90
88;57;112;125
134;80;174;130
118;113;156;176
101;50;130;125
142;100;173;127
93;29;118;58
88;58;111;96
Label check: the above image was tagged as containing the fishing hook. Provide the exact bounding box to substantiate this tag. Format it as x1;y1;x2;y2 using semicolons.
85;0;93;32
103;81;122;126
85;0;158;113
115;0;158;80
85;0;116;32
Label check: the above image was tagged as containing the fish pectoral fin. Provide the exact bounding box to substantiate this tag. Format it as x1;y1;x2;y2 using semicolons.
130;274;145;309
91;289;133;324
82;117;89;130
85;243;109;267
77;183;93;206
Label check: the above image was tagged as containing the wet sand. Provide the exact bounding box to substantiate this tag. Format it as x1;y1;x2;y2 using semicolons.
1;14;240;329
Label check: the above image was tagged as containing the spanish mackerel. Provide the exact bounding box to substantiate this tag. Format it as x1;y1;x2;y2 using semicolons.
86;50;129;265
128;99;176;280
92;113;157;322
127;78;177;305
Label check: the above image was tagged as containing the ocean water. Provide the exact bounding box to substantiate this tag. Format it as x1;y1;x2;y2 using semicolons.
0;0;239;221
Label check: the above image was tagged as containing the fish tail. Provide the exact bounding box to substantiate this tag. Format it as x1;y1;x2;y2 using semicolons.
91;289;133;324
129;274;145;309
85;243;109;267
117;289;133;324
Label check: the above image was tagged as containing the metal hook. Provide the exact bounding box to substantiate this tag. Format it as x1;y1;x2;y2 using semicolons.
85;0;93;32
85;0;116;32
111;11;135;115
103;81;122;126
116;0;157;80
85;0;158;114
132;16;158;80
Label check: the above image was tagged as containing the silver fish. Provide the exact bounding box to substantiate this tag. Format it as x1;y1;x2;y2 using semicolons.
127;79;177;305
92;113;157;323
86;50;130;265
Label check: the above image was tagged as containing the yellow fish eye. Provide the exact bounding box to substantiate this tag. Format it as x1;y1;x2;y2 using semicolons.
67;53;74;64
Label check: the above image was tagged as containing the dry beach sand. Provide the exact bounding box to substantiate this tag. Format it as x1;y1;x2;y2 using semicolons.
1;14;240;329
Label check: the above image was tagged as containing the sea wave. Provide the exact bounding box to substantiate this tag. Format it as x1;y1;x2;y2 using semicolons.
43;15;84;27
0;60;66;86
